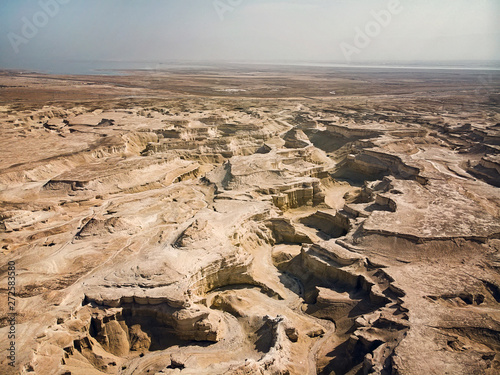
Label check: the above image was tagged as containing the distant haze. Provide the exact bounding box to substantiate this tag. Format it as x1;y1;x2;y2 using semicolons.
0;0;499;73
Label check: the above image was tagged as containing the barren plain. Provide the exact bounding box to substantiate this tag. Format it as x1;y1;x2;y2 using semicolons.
0;65;500;375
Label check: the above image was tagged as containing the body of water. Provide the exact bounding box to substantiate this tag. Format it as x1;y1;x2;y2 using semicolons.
2;60;500;75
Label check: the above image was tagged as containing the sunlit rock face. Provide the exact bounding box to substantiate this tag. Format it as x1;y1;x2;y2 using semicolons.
0;68;500;375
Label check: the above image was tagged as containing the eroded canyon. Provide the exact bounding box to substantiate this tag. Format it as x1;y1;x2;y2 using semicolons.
1;66;500;375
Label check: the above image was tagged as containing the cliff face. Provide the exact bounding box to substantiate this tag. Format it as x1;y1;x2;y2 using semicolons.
1;70;500;375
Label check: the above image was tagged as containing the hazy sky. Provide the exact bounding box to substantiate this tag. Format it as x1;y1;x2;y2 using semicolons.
0;0;499;71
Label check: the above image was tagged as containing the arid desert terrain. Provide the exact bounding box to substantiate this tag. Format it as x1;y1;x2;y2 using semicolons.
1;65;500;375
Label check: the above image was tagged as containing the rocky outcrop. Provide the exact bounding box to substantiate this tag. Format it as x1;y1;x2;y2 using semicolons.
469;155;500;187
299;210;351;239
283;128;311;149
335;150;424;183
271;179;325;210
